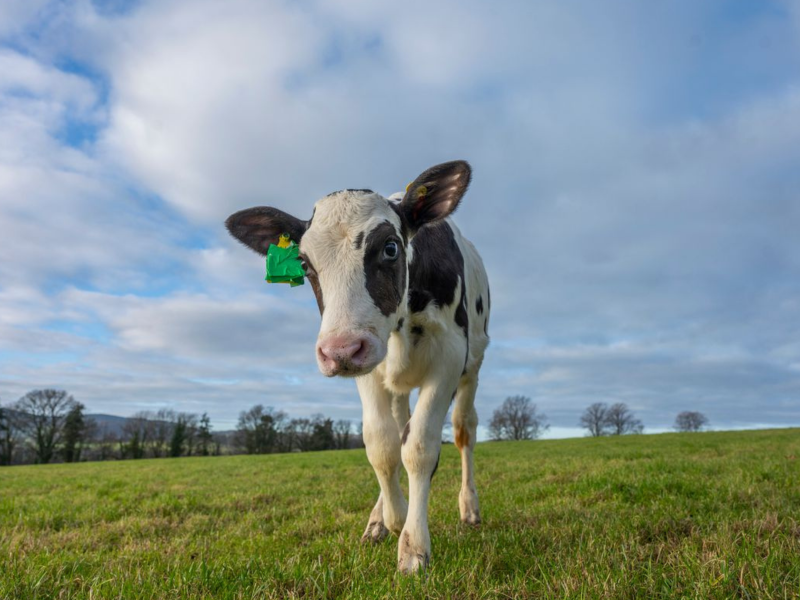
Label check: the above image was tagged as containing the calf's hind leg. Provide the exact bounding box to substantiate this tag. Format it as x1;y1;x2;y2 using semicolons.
452;373;481;525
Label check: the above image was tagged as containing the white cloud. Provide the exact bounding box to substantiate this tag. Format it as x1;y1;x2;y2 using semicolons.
0;0;798;434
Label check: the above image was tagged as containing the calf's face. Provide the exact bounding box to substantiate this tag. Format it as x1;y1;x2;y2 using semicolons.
226;160;471;378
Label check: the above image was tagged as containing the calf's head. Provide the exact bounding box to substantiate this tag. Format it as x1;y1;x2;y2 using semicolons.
226;161;471;377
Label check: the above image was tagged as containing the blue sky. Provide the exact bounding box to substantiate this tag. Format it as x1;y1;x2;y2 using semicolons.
0;0;799;437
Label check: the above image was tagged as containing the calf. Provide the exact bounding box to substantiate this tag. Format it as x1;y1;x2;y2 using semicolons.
226;161;490;573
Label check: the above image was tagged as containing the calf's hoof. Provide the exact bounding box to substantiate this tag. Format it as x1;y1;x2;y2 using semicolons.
459;491;481;526
460;512;481;526
361;520;389;544
397;531;430;574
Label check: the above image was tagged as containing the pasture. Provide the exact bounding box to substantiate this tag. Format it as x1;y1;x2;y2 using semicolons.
1;429;798;599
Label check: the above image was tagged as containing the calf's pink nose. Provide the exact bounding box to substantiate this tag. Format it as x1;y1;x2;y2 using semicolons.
317;334;371;375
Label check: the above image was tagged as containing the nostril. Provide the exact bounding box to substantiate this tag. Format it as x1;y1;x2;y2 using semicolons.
317;345;334;364
351;339;370;363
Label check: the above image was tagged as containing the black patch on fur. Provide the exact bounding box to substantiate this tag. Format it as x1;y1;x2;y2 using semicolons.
484;286;490;336
457;283;469;374
299;254;324;316
308;274;324;315
401;422;410;445
409;221;470;368
430;451;440;482
476;295;483;315
325;188;374;197
408;222;465;318
354;231;365;249
363;221;406;317
307;207;316;230
455;281;468;338
411;325;424;347
396;317;404;332
387;201;409;245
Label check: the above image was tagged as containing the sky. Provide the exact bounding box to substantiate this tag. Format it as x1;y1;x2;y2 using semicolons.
1;0;799;438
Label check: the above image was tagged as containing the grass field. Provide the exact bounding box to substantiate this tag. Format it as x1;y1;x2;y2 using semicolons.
1;429;799;599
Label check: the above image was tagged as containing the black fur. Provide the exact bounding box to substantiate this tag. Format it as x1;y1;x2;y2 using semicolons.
299;254;324;315
484;286;490;335
363;221;406;317
400;161;471;232
408;222;467;343
387;201;409;245
455;284;468;338
396;317;404;332
225;207;307;255
307;273;324;316
354;231;365;249
476;295;483;315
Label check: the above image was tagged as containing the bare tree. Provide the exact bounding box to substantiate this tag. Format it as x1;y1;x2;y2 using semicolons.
234;405;286;454
579;402;609;437
0;403;20;466
674;411;709;432
179;413;199;456
488;396;549;441
151;409;176;458
292;418;316;451
333;419;352;450
121;414;150;459
604;403;644;435
89;424;119;461
14;389;77;464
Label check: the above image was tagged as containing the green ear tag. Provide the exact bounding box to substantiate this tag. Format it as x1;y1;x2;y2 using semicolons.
265;234;305;287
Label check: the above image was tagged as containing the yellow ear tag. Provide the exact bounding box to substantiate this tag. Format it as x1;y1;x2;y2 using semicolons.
277;233;292;249
405;182;428;199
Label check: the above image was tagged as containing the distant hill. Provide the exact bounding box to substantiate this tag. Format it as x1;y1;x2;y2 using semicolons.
86;414;235;437
86;414;130;437
5;410;232;438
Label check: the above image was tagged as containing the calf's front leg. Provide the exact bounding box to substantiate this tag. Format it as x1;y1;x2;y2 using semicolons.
397;371;459;573
357;374;408;540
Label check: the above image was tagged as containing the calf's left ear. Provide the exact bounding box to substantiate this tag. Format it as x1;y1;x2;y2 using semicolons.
225;207;307;256
400;160;471;232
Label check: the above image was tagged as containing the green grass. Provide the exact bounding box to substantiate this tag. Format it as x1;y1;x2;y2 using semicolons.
1;429;799;599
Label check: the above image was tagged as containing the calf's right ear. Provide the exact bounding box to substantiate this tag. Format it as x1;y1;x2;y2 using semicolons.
225;207;307;256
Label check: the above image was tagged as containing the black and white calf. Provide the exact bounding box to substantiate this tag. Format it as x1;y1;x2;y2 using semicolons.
226;161;490;573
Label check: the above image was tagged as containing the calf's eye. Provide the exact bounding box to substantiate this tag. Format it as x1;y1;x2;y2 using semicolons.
383;240;399;260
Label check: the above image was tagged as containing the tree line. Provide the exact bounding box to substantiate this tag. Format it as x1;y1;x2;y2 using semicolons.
0;389;363;467
1;389;710;466
487;397;709;440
